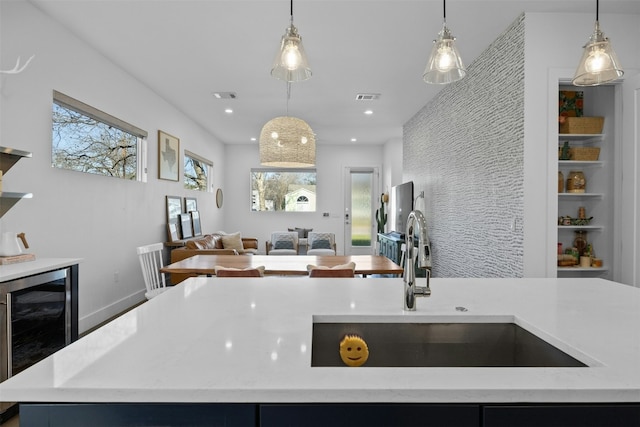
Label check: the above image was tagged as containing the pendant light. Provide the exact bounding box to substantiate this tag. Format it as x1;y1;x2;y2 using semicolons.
260;83;315;167
572;0;623;86
423;0;466;85
271;0;312;83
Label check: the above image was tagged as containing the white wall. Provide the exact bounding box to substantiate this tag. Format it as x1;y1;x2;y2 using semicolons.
382;138;403;196
0;1;226;331
523;12;640;279
223;143;385;254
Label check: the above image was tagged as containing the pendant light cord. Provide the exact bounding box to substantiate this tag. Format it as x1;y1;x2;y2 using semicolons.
443;0;446;22
596;0;599;22
290;0;294;23
286;82;291;116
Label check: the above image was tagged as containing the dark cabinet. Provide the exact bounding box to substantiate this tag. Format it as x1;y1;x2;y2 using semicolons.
377;232;425;277
378;232;404;264
483;404;640;427
260;404;479;427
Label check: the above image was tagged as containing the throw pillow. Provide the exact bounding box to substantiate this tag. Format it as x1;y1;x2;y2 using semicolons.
221;232;244;253
274;240;294;250
310;239;331;250
215;265;265;277
307;262;356;272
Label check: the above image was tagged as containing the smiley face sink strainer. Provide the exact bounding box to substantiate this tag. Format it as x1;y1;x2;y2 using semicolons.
339;335;369;367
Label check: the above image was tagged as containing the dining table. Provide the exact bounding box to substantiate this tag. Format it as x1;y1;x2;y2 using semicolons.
160;254;403;278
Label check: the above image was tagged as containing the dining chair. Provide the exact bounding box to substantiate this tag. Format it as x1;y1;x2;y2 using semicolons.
308;268;355;278
136;243;170;300
215;266;265;277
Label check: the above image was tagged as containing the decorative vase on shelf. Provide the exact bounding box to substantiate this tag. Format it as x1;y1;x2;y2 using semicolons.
559;141;571;160
566;170;586;193
573;230;588;256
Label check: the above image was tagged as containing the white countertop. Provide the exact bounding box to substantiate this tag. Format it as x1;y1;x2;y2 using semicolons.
0;257;82;282
1;277;639;403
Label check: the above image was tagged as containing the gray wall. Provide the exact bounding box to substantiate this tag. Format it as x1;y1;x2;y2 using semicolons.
403;14;525;278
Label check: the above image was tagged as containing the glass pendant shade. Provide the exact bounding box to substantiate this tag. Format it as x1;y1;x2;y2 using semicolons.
260;116;316;167
572;21;623;86
423;24;466;84
271;24;312;82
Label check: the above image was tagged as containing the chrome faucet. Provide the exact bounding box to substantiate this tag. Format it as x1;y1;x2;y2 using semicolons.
403;210;432;311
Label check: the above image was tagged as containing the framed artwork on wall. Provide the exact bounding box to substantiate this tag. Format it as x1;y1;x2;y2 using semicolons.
179;213;193;239
167;222;179;242
185;197;198;212
166;195;182;225
191;210;202;237
158;130;180;181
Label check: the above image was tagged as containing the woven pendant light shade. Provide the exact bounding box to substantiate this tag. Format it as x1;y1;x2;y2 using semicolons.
259;116;316;167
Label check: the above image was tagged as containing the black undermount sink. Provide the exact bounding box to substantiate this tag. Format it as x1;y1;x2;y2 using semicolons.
311;321;587;368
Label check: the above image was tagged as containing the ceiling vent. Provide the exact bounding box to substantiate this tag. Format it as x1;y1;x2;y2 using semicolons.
355;93;381;101
212;92;238;99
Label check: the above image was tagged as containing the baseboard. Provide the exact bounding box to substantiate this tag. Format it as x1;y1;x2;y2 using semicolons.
79;289;145;335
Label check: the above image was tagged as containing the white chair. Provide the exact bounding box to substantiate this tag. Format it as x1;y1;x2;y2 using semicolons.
266;232;299;255
137;243;170;300
307;232;337;255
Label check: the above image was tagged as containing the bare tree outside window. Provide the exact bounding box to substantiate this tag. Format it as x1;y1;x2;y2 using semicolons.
184;154;208;191
51;91;146;180
251;169;316;212
184;151;212;192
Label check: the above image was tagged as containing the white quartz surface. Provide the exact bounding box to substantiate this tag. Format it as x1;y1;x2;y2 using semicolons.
1;277;639;403
0;257;82;282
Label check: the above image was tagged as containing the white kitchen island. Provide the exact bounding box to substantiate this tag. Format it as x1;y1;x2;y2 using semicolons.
1;277;639;426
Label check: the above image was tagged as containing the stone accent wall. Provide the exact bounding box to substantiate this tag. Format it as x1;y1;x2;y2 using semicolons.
403;14;525;278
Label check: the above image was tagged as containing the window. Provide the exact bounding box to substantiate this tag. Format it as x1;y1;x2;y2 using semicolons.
251;169;316;212
52;90;147;181
184;150;212;192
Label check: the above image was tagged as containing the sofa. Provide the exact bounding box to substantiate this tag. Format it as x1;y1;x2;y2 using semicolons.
170;232;258;284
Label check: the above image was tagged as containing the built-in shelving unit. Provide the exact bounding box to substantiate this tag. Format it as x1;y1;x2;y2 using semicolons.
0;146;33;218
556;84;616;279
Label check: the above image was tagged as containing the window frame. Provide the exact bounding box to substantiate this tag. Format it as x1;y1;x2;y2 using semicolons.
184;150;213;192
250;168;317;212
52;90;148;181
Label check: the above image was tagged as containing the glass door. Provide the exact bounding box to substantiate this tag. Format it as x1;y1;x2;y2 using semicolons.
344;167;378;255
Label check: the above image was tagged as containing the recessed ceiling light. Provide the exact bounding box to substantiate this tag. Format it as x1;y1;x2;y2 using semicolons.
225;108;233;114
355;93;381;101
364;110;373;115
250;137;257;142
213;91;237;99
351;138;357;142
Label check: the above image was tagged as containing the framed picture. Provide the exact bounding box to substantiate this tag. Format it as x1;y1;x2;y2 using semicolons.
191;210;202;237
167;222;179;242
166;195;182;225
158;130;180;181
185;197;198;212
179;213;193;239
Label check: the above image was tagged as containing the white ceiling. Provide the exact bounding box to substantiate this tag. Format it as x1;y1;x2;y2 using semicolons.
27;0;640;146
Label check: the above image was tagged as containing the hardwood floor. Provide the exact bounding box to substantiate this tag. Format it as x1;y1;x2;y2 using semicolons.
2;414;18;427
